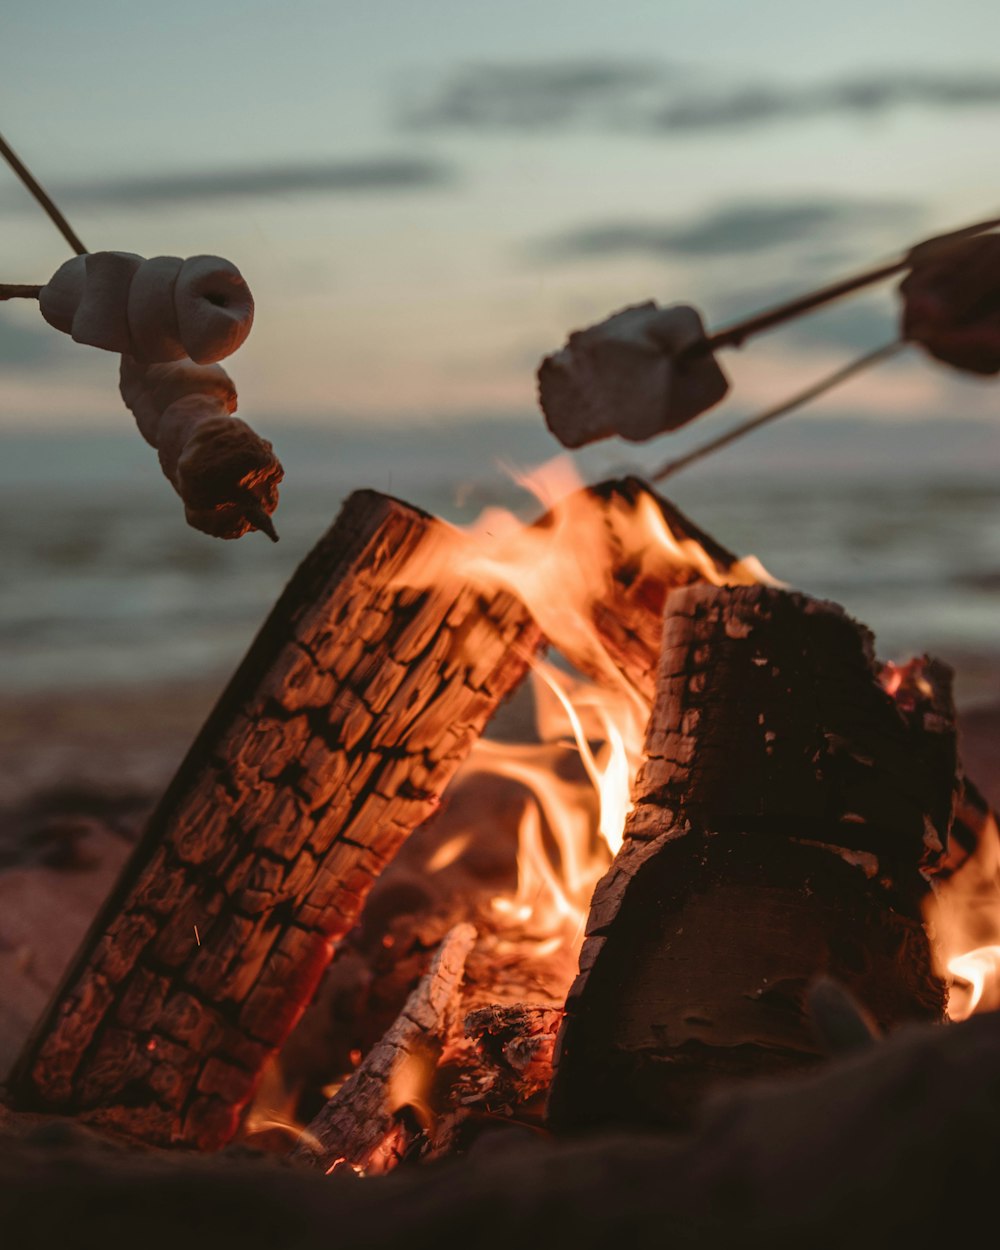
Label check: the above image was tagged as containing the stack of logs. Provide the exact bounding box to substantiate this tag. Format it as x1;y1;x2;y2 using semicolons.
4;478;981;1167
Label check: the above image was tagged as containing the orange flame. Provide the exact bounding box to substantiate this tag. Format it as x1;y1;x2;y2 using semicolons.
926;807;1000;1020
406;458;775;993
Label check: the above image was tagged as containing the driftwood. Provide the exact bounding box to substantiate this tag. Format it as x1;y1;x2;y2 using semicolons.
9;492;542;1148
3;1008;1000;1250
294;923;477;1173
549;584;956;1132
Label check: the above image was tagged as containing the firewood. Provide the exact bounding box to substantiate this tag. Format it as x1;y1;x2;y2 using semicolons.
9;491;542;1149
573;476;752;699
549;583;956;1132
293;923;477;1174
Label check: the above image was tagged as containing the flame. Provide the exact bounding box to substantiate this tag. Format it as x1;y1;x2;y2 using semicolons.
926;806;1000;1020
402;458;774;996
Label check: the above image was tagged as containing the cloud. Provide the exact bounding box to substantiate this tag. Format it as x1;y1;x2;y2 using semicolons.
399;58;669;130
406;61;1000;134
2;157;457;211
646;69;1000;133
535;197;918;261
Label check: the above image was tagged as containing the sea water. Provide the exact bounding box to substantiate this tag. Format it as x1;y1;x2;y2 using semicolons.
1;413;999;705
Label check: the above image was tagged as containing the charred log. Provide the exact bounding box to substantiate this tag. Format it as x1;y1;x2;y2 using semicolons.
549;583;956;1133
9;492;542;1148
293;923;476;1174
575;478;748;698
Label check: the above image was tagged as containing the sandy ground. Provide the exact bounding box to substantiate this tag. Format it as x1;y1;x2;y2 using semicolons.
0;676;998;1082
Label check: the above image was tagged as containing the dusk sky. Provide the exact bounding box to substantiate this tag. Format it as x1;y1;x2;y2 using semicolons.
2;1;999;431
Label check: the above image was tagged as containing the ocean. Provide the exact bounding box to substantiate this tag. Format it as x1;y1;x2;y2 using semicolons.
2;412;999;707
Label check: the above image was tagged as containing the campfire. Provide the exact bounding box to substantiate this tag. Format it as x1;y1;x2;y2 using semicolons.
3;134;1000;1236
8;465;998;1184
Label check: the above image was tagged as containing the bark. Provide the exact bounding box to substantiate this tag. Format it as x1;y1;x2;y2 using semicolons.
9;491;542;1149
549;583;955;1132
578;477;746;699
293;923;477;1174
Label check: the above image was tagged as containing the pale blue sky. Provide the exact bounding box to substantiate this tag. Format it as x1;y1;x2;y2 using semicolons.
2;0;999;429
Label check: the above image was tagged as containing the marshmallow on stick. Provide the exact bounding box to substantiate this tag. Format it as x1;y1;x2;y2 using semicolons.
900;233;1000;376
40;251;254;364
120;355;283;540
538;302;729;449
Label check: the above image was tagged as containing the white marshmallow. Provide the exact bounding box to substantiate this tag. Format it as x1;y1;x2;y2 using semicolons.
38;251;254;364
38;255;87;334
71;252;144;352
174;255;254;364
537;302;729;448
127;255;185;363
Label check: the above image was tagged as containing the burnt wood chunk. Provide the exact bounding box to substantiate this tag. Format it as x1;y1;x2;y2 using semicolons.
293;923;477;1175
579;478;747;699
549;583;955;1132
10;492;542;1149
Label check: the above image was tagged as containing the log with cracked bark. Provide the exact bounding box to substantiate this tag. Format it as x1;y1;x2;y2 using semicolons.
293;922;478;1174
3;477;789;1150
9;491;543;1149
549;583;957;1133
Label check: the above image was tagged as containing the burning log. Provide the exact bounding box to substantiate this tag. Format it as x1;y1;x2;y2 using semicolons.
9;492;542;1149
579;478;758;700
293;923;477;1174
549;583;956;1132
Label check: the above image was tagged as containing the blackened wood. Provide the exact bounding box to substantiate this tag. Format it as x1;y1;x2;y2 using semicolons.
549;583;954;1132
579;478;748;699
293;923;476;1174
10;492;541;1149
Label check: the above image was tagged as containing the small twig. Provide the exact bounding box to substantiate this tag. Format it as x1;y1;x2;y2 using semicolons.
0;130;87;256
652;339;905;482
691;213;1000;357
0;283;42;300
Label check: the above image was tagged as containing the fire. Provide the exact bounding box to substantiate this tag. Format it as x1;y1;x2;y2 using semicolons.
402;458;773;996
925;805;1000;1020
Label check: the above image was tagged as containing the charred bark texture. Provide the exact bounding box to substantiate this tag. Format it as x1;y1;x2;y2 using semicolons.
579;478;746;699
10;492;541;1149
293;923;477;1174
549;583;955;1132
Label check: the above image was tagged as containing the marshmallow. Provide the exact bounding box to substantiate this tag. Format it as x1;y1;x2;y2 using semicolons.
900;234;1000;376
175;255;255;364
118;353;281;540
537;302;729;448
72;252;144;352
38;255;87;334
38;251;255;364
127;254;185;363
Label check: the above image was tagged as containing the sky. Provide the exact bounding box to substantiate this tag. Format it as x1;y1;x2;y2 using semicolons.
1;0;999;433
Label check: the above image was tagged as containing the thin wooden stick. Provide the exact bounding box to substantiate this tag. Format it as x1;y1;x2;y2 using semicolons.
692;213;1000;357
0;283;42;300
652;340;905;482
0;131;88;256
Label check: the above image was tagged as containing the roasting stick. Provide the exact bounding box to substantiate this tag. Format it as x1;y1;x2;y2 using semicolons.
692;211;1000;357
651;339;906;482
0;129;83;303
0;130;87;256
